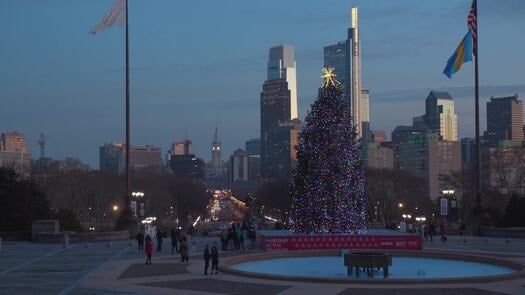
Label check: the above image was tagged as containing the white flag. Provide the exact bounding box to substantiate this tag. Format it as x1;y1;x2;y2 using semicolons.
89;0;126;35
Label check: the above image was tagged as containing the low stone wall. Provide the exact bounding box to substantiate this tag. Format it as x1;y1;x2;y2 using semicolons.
37;230;130;244
0;231;31;241
480;227;525;239
32;220;60;241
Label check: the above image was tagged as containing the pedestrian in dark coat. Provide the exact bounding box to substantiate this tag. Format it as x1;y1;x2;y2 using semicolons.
136;232;144;251
180;236;189;262
211;246;219;274
428;222;435;242
170;229;178;255
156;230;163;251
203;245;210;275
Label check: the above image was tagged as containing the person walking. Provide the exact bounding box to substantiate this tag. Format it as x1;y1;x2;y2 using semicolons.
227;229;235;250
145;236;153;265
422;223;428;241
220;229;227;251
156;230;163;252
180;236;189;262
439;219;447;242
203;245;210;275
136;231;144;251
235;222;242;250
170;229;178;255
211;246;219;274
428;222;435;242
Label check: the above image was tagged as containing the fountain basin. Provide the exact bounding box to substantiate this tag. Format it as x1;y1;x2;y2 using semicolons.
223;250;525;284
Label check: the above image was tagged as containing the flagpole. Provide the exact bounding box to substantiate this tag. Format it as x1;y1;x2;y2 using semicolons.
473;0;482;226
125;0;130;205
116;0;137;233
90;0;136;232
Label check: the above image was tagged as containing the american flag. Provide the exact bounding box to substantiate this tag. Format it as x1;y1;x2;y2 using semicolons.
468;0;477;56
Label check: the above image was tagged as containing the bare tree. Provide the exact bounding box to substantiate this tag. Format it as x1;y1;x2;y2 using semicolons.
489;148;525;195
366;168;430;226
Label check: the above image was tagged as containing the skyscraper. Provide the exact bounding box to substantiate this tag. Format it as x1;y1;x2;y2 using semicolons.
391;125;428;145
461;137;476;172
267;45;298;120
360;89;370;142
211;127;222;176
169;154;205;179
324;7;361;137
173;139;193;156
371;130;387;144
366;143;394;170
264;119;302;179
245;138;260;156
99;142;124;172
0;131;32;177
229;149;249;186
99;142;161;173
396;133;461;200
486;94;524;147
421;91;458;141
1;131;28;152
245;138;261;182
260;45;299;179
130;145;162;170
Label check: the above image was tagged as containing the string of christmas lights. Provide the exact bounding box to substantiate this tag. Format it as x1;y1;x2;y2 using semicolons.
290;69;367;234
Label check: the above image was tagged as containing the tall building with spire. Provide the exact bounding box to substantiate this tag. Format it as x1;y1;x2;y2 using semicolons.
211;127;222;176
324;7;362;137
260;45;299;179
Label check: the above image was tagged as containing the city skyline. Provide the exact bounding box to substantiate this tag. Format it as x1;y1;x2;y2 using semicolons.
1;0;525;167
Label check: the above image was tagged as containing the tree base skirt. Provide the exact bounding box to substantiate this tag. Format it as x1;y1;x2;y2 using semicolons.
256;230;422;251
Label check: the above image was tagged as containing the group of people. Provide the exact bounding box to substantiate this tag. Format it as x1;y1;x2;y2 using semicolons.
137;228;221;275
220;221;256;251
422;219;447;242
203;245;219;275
136;228;190;265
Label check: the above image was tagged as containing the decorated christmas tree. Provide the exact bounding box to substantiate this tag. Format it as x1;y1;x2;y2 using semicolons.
290;68;367;234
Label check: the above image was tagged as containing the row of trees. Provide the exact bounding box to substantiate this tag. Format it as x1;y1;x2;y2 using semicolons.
254;166;525;229
254;168;432;227
1;166;212;232
441;170;524;227
0;168;81;232
36;167;211;230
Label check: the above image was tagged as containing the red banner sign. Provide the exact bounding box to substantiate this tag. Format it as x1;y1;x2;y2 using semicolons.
263;235;422;251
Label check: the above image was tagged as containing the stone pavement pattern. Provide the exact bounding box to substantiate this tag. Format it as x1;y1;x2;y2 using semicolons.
142;278;291;295
338;288;507;295
0;236;524;294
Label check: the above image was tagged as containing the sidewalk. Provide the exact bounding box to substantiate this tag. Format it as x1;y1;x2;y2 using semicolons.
1;237;524;294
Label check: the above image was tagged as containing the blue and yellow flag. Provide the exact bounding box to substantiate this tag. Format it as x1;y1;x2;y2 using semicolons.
443;31;473;78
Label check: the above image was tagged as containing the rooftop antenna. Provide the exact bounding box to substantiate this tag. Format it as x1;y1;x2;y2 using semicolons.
37;133;47;160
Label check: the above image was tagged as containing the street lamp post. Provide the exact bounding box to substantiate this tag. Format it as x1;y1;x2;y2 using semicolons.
398;202;404;224
132;191;145;220
441;189;455;223
415;216;427;239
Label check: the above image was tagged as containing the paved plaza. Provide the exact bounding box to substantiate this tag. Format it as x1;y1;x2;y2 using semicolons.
1;236;525;295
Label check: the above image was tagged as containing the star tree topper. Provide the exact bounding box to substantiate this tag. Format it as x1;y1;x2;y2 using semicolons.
321;67;340;88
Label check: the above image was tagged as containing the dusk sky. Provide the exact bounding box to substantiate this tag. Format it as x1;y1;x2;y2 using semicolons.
1;0;524;168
